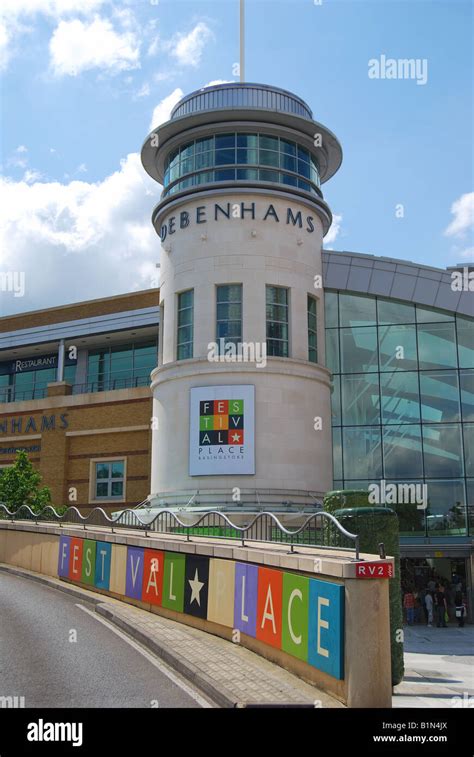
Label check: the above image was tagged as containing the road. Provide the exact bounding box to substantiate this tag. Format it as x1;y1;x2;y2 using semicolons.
0;571;212;708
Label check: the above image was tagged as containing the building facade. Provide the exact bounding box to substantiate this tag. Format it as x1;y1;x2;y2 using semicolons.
0;290;158;509
1;82;472;609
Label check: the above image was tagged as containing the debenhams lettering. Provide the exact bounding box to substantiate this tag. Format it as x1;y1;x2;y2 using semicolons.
160;201;316;241
0;414;69;435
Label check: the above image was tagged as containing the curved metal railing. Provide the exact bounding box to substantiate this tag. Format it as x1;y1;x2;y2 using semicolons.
0;503;359;559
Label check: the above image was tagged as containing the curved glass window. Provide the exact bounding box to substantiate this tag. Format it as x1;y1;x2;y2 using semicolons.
325;290;473;535
163;133;320;197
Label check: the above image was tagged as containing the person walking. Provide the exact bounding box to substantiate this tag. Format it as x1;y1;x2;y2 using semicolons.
435;584;448;628
404;588;415;625
425;590;434;627
454;587;466;628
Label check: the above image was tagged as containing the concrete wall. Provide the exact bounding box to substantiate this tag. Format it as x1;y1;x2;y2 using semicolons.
151;191;332;498
0;522;393;708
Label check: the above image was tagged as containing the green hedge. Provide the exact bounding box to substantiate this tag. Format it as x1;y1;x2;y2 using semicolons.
324;490;404;687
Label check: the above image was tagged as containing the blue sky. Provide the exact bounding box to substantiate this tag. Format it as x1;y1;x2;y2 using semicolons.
0;0;472;315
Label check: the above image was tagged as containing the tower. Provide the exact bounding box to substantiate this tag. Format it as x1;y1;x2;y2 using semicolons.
141;82;342;509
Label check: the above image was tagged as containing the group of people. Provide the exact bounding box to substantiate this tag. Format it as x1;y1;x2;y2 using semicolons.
403;579;467;628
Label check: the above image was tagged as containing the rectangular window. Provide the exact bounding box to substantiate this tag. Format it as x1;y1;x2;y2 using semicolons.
177;289;194;360
94;460;125;501
266;286;289;357
216;284;242;352
308;295;318;363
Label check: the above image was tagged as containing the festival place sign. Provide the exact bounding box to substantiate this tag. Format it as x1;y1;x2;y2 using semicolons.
58;535;345;680
189;385;255;476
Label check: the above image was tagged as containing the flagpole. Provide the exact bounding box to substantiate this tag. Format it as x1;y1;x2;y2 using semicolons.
240;0;245;82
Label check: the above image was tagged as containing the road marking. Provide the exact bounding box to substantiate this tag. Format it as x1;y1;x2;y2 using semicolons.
75;603;214;708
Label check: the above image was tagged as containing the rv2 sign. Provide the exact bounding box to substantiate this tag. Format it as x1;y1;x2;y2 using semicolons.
355;562;393;579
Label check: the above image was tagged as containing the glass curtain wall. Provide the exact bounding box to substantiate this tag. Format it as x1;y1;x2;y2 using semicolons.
325;291;473;537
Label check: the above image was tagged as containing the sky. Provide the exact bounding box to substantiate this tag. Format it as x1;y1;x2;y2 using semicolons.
0;0;473;316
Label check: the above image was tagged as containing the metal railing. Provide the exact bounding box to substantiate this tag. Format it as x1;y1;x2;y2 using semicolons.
0;503;359;558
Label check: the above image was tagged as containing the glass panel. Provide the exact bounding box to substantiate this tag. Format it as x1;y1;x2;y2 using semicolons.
281;174;298;187
422;423;464;477
217;284;241;302
341;374;380;424
111;461;124;478
297;146;310;162
325;329;340;373
215;149;235;165
179;290;193;309
464;425;474;476
280;139;296;155
180;143;194;159
267;340;289;358
380;371;421;424
339;293;376;327
467;479;474;534
215;169;235;181
332;427;343;480
385;481;426;536
456;316;474;368
259;135;278;150
177;343;193;361
96;482;108;498
266;286;288;305
324;292;338;328
416;306;454;323
426;480;466;535
343;426;382;479
460;370;474;420
237;134;258;148
297;179;311;192
377;298;415;325
195;152;213;170
383;425;423;478
297;160;310;178
280;154;297;172
111;481;124;497
259;149;279;167
378;324;418;371
237;148;257;164
236;168;258;180
215;133;235;149
340;327;378;373
96;463;110;479
259;169;279;182
420;371;461;422
418;322;458;369
331;375;341;425
217;303;242;320
195;137;213;152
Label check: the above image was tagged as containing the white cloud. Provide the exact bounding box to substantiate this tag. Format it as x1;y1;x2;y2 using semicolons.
0;20;11;71
136;82;150;98
171;22;213;67
149;87;183;131
16;145;28;153
457;246;474;260
49;16;140;76
22;169;43;183
202;79;234;87
0;1;105;20
324;213;342;246
147;35;160;57
0;152;161;315
0;0;107;70
444;192;474;238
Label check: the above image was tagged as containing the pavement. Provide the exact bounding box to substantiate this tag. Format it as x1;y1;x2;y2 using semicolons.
393;624;474;708
0;564;342;708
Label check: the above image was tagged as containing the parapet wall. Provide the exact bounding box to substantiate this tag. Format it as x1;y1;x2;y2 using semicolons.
0;521;394;707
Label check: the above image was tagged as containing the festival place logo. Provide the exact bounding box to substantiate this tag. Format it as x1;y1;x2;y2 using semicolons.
199;399;244;447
